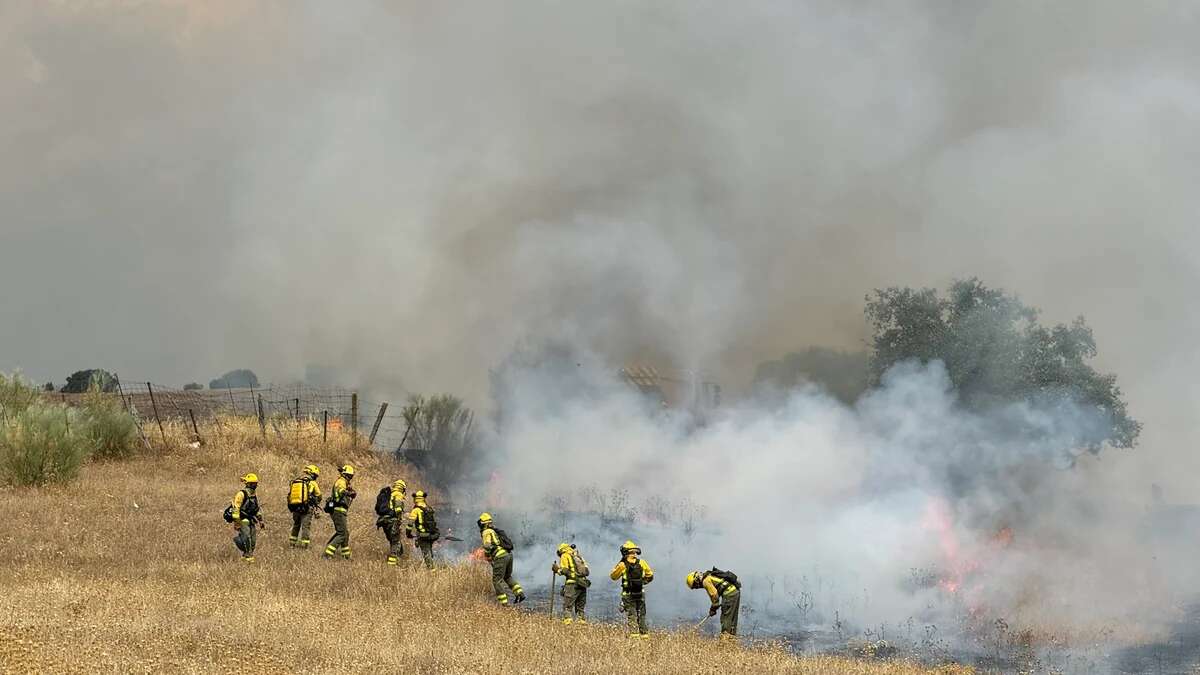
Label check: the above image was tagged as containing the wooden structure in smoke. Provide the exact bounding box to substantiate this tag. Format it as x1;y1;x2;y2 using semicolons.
619;364;721;412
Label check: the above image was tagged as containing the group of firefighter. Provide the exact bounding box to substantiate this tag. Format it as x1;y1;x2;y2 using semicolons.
227;467;741;637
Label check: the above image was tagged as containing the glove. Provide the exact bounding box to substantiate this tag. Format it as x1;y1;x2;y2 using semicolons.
709;606;719;617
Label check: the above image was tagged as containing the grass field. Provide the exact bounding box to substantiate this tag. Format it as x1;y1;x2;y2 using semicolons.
0;418;973;674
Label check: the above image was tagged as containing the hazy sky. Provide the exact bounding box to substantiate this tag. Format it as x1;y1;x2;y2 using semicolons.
4;1;1200;494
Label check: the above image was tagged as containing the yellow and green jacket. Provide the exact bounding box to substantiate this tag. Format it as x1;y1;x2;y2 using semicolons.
230;488;259;523
557;550;580;583
384;488;406;520
406;501;431;538
609;557;653;594
701;573;739;607
331;477;355;512
481;527;507;559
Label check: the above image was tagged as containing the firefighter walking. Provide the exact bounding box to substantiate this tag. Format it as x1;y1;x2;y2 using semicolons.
552;542;590;624
406;490;438;568
230;473;262;563
377;479;406;566
323;464;356;560
687;568;741;637
478;512;524;605
287;465;321;549
610;540;653;637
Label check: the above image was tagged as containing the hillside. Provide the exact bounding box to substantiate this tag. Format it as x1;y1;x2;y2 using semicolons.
0;420;970;674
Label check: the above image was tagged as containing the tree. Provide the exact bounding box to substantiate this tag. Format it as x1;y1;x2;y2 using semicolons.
183;382;203;391
209;369;259;390
62;369;118;394
865;278;1140;451
398;394;478;490
753;347;870;404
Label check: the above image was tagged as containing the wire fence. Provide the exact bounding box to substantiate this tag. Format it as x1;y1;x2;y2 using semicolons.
49;378;419;452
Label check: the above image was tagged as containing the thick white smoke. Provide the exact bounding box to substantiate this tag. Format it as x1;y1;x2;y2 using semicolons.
478;351;1189;656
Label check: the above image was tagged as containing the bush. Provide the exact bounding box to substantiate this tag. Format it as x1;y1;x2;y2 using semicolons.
182;382;203;391
399;394;478;490
0;372;41;419
0;404;95;486
81;388;139;460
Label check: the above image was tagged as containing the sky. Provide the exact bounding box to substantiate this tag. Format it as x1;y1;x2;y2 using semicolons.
3;2;1200;500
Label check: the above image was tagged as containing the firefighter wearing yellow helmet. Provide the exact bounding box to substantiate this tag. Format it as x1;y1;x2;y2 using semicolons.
377;478;407;566
323;464;356;560
287;464;321;549
610;540;654;637
229;473;262;563
687;568;741;637
405;490;438;568
552;542;591;624
478;512;525;605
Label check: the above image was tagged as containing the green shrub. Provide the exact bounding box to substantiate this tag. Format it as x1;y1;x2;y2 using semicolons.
0;403;95;486
0;372;41;420
81;388;139;460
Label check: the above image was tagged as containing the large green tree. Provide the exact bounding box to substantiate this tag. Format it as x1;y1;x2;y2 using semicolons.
865;278;1139;450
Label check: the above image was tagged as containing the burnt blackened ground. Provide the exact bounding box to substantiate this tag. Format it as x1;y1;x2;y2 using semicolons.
1113;604;1200;675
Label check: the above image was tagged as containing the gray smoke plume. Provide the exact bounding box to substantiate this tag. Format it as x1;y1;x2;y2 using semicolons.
6;2;1200;664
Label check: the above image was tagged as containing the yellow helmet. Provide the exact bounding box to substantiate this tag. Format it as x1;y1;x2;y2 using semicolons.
304;464;320;477
241;473;259;484
557;542;571;555
620;540;640;556
393;479;407;491
340;464;355;476
414;490;427;500
478;512;493;524
686;571;701;589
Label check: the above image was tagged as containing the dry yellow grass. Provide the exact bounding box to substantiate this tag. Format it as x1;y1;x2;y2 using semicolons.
0;417;973;674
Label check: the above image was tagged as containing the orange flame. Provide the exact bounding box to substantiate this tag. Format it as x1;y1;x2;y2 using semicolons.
468;547;487;563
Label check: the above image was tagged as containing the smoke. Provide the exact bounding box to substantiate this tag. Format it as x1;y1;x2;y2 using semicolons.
483;349;1195;652
6;0;1200;659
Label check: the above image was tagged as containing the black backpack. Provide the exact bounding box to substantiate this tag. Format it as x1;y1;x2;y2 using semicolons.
494;527;514;551
625;559;645;596
223;490;258;522
708;567;741;590
374;486;393;517
421;507;440;541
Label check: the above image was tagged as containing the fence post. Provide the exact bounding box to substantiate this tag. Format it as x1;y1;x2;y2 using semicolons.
226;384;236;413
294;398;300;422
257;395;266;438
369;402;388;446
350;393;359;446
322;410;328;443
147;382;167;446
188;408;201;442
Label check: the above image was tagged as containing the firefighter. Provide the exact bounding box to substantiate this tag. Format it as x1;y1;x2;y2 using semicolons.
230;473;262;563
478;512;524;606
323;464;356;560
379;479;406;565
552;542;590;624
610;540;654;637
287;465;321;549
405;490;438;569
687;569;741;637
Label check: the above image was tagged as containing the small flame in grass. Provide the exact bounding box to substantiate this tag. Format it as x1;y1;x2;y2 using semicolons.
468;547;487;563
